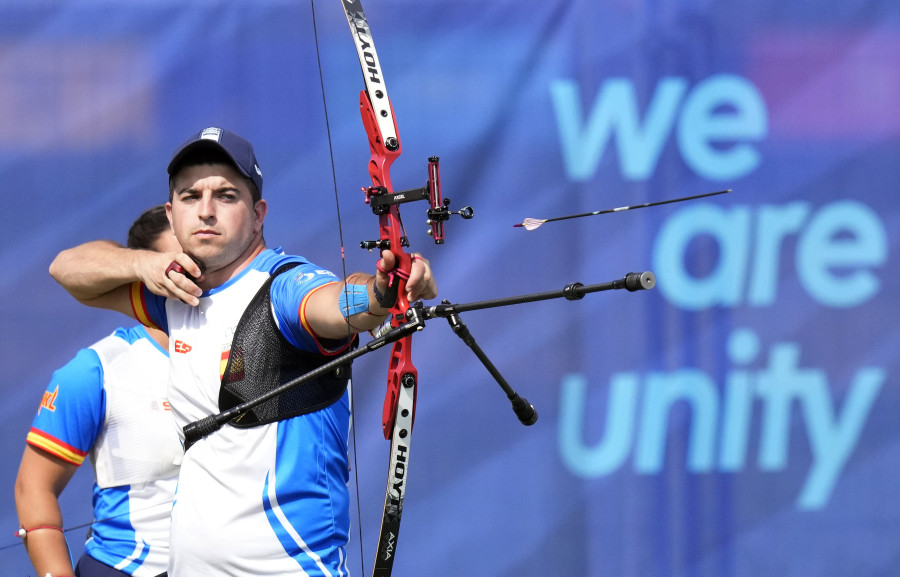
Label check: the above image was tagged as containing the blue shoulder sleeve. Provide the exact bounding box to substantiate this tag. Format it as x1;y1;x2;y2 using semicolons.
28;347;105;463
269;262;347;353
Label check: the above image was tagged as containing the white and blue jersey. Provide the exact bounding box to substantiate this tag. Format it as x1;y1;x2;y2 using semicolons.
131;248;354;577
27;325;181;577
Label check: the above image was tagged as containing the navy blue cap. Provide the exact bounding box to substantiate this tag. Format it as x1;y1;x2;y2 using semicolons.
167;127;263;195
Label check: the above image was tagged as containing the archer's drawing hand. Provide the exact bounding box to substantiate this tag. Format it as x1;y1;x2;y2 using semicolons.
153;253;204;306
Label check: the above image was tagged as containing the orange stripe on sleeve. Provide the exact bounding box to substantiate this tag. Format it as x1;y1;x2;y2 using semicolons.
299;281;353;355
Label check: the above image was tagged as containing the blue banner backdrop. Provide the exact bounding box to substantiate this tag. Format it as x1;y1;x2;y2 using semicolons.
1;1;897;576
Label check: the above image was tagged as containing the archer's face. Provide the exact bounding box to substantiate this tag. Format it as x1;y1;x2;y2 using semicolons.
167;162;266;280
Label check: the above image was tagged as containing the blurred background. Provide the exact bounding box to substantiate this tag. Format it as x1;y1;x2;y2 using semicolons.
1;1;897;575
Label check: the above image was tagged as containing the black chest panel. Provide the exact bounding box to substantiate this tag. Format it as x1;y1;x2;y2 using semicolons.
218;263;354;427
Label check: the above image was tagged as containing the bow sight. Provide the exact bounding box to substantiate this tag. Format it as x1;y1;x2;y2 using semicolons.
361;157;474;250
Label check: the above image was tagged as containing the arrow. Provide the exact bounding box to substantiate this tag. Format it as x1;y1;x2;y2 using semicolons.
514;189;732;231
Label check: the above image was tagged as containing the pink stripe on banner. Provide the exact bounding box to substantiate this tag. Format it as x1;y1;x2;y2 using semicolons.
748;29;900;139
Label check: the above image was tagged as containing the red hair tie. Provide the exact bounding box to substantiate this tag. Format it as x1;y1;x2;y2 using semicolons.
16;525;63;538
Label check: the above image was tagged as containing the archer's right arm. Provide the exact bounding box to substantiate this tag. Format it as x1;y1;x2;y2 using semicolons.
50;240;202;315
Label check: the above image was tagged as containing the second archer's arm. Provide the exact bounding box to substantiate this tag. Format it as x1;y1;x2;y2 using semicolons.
14;446;78;577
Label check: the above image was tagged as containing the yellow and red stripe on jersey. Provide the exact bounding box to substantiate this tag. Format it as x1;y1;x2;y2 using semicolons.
130;281;162;331
220;349;230;380
26;428;88;466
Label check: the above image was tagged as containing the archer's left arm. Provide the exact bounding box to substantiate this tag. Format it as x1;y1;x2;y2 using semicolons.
305;250;437;339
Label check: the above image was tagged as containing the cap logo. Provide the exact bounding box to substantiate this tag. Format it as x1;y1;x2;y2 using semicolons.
199;127;223;142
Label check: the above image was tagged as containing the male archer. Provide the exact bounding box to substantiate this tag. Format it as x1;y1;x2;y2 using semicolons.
50;127;437;576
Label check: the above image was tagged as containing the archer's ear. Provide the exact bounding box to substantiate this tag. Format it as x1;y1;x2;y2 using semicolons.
253;199;268;233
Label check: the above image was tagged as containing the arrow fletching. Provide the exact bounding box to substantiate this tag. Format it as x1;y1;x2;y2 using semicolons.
515;218;548;231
